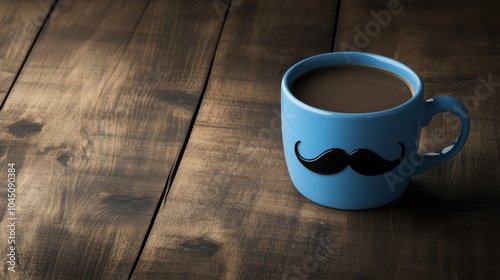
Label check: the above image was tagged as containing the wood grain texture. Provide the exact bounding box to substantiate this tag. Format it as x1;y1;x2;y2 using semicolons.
334;0;500;279
0;0;223;278
134;0;499;279
0;0;497;279
133;0;340;279
0;0;55;103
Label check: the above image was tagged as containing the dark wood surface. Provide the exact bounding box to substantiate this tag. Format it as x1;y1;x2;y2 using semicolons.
0;0;498;279
0;0;56;102
0;0;223;278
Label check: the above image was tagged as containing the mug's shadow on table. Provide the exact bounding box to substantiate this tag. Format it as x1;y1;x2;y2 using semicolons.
384;171;498;223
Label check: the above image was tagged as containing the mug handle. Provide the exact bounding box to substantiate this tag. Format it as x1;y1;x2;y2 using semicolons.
414;96;470;175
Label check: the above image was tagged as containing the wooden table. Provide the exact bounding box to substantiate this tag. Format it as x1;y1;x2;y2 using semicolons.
0;0;498;279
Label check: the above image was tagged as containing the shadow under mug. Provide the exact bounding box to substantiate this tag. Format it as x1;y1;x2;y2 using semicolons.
281;52;470;210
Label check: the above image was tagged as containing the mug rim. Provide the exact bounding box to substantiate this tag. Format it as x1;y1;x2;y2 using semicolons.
282;51;423;117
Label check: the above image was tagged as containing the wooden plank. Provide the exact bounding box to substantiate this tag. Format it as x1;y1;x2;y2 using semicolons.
0;0;56;103
333;0;500;279
0;0;223;278
135;0;500;279
133;0;339;279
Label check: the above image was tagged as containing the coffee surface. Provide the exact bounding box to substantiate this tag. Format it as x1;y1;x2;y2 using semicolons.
291;65;414;113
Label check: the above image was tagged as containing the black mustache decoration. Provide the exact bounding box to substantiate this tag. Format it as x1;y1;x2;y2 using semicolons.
294;141;405;176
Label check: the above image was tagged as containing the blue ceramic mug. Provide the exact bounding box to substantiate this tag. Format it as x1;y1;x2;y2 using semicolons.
281;52;470;210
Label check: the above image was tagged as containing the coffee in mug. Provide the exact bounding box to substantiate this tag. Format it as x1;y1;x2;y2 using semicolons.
291;65;414;113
